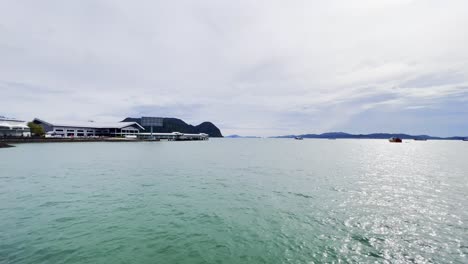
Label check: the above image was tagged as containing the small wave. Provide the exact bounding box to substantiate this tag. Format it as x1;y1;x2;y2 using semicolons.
39;201;73;207
288;192;314;199
55;216;77;223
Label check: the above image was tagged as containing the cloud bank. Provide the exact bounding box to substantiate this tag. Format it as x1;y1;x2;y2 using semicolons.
1;0;467;136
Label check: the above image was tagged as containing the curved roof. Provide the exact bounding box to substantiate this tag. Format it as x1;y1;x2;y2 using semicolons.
0;122;12;129
0;123;29;129
0;117;26;122
11;124;29;129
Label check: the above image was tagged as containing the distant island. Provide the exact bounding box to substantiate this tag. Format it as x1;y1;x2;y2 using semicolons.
122;117;223;137
272;132;467;140
225;135;261;139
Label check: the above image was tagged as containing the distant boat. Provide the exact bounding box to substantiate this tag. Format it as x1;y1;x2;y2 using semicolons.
294;136;303;140
414;138;427;141
389;137;402;143
328;138;336;140
463;138;468;141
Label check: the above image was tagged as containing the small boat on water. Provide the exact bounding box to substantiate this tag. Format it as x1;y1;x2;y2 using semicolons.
389;137;402;143
328;138;336;140
414;138;427;141
294;136;303;140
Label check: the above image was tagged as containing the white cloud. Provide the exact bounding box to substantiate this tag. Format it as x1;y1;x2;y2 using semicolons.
1;0;467;136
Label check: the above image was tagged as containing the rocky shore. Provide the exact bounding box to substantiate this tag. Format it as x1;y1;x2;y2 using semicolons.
0;142;14;148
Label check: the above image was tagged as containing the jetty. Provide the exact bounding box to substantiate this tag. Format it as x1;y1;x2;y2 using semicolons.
137;132;209;141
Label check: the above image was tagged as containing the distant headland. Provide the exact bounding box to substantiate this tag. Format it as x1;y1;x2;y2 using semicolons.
272;132;467;140
225;135;261;139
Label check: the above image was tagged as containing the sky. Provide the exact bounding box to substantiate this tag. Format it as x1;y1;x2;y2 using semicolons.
1;0;467;137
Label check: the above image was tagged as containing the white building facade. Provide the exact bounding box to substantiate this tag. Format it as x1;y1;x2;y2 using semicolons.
0;117;31;137
33;118;144;137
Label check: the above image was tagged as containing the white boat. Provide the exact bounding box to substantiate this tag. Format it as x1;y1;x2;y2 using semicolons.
294;136;303;140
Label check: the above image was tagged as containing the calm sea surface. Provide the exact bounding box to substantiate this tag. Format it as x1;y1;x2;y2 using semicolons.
1;139;467;263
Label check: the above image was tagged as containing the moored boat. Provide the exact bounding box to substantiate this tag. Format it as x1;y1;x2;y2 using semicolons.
389;137;402;143
294;136;303;140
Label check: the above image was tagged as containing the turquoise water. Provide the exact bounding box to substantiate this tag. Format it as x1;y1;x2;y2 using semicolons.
1;139;467;263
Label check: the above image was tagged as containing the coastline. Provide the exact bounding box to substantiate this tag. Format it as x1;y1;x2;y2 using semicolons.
0;137;209;144
0;138;144;144
0;142;15;148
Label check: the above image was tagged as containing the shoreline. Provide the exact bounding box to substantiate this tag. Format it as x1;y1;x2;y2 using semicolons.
0;142;15;148
0;138;146;144
0;137;209;144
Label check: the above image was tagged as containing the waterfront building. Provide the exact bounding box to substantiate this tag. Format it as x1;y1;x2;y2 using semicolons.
0;117;31;137
33;118;144;137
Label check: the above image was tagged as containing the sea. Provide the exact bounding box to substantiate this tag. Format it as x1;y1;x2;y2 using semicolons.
0;139;467;263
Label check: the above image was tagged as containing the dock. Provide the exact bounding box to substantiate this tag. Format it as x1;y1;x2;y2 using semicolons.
137;132;209;141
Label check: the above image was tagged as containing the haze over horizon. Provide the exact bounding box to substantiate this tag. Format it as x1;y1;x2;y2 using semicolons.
1;0;467;137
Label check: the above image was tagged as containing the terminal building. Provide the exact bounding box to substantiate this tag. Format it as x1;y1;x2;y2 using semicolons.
31;117;209;140
0;117;31;137
33;118;144;137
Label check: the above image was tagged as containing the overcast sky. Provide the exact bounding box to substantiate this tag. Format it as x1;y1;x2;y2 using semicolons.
1;0;467;136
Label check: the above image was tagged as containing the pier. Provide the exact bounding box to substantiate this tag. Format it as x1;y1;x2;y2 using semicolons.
137;132;209;141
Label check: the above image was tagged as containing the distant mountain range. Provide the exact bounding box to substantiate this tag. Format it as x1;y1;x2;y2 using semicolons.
122;117;223;137
225;135;261;138
272;132;467;140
